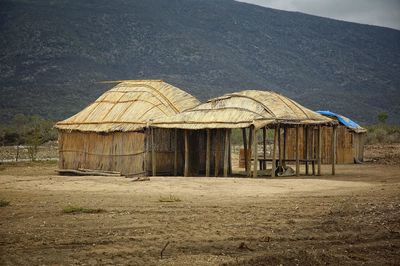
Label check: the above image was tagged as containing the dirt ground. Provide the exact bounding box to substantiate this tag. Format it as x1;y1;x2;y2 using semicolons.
1;160;400;265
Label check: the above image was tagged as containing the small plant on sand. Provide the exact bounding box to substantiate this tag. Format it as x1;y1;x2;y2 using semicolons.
0;199;10;207
158;194;182;203
62;206;104;214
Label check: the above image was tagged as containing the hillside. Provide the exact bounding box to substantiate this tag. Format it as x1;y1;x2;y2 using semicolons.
1;0;399;124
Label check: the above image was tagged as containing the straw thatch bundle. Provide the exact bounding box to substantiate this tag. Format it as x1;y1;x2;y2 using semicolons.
55;80;200;132
152;90;334;129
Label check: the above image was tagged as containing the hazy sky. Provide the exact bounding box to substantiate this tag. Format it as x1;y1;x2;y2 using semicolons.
237;0;400;30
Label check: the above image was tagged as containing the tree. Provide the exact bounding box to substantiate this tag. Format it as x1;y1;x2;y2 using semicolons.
377;112;388;124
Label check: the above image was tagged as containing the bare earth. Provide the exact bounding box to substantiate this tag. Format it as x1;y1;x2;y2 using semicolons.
0;160;400;265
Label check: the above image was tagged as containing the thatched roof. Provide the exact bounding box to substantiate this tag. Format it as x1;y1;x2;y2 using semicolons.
152;90;335;129
55;80;200;132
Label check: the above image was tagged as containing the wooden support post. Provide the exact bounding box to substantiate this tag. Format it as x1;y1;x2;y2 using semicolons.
271;126;278;177
317;125;322;176
283;127;287;168
247;127;253;177
228;129;232;175
151;127;156;176
295;125;300;176
332;126;337;175
253;127;258;178
242;128;248;171
312;127;316;175
206;129;211;177
262;127;267;170
215;129;220;177
184;130;189;177
173;129;178;176
304;126;309;175
224;129;229;177
278;126;282;170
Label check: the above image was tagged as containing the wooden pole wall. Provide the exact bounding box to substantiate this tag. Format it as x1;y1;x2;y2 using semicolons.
278;126;282;170
206;129;211;177
311;127;315;175
215;129;220;177
304;126;309;175
283;127;287;168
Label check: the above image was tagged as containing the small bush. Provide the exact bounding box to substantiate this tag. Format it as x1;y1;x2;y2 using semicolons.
0;199;10;207
158;194;182;202
365;124;400;144
62;206;104;214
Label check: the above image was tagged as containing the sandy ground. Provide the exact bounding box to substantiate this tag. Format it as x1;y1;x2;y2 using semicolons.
0;160;399;265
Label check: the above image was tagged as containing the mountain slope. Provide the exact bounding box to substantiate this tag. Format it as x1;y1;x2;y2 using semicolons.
1;0;399;124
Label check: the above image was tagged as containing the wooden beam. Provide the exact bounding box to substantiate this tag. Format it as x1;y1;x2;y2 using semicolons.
206;129;211;177
242;128;248;172
151;128;156;176
278;126;282;170
332;126;337;175
224;129;229;177
253;127;258;178
271;126;278;177
304;126;309;175
317;125;322;176
184;130;189;177
262;127;267;170
173;129;178;176
247;126;253;177
295;125;300;176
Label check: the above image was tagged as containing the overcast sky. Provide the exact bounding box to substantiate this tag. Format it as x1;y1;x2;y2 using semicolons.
237;0;400;30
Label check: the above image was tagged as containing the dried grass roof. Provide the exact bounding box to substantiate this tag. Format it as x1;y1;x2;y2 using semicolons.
152;90;335;129
55;80;200;132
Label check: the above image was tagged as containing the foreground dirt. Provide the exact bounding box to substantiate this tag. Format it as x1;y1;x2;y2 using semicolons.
0;162;399;265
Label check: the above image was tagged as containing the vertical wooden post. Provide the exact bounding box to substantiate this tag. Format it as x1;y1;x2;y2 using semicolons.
283;127;287;168
228;129;232;175
304;126;309;175
224;129;229;177
242;128;248;171
317;125;322;176
332;126;337;175
262;127;267;170
311;127;316;175
247;127;253;177
271;126;278;177
173;129;178;176
295;125;300;176
151;127;156;176
184;130;189;177
278;126;282;170
206;129;211;177
214;129;220;177
253;127;258;178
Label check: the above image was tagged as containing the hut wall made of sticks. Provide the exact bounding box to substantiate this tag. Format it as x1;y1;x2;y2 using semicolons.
284;126;366;164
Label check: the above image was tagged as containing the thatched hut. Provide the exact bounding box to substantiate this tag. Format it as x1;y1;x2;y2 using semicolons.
152;90;337;177
55;80;200;177
284;111;367;164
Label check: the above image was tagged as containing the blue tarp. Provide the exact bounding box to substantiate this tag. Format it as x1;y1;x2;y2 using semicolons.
316;111;365;132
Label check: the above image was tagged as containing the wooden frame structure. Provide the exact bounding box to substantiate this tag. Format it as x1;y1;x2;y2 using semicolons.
152;90;337;177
